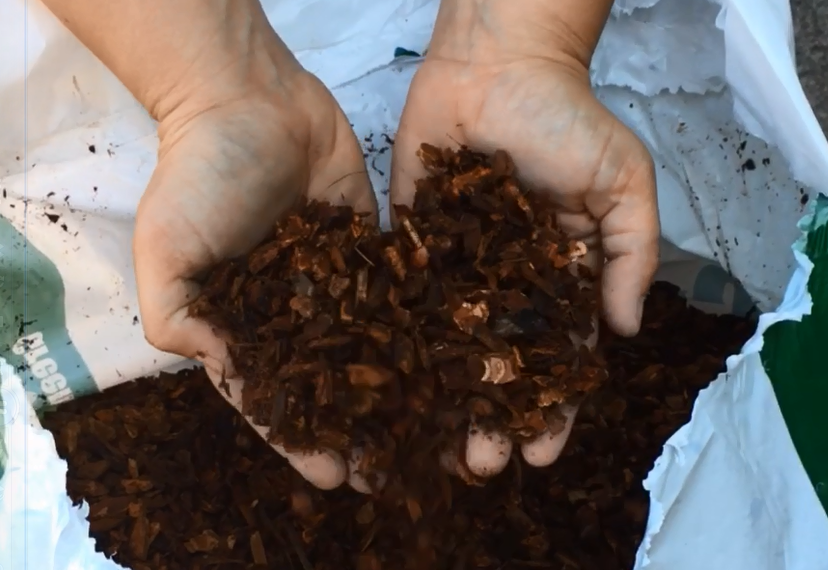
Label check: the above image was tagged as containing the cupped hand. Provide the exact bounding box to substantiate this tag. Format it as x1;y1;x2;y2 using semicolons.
391;48;659;477
133;67;377;492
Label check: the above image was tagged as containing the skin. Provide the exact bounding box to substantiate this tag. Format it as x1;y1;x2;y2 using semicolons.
42;0;659;489
393;0;660;476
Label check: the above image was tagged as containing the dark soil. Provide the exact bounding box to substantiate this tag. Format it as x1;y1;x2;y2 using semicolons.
41;281;755;570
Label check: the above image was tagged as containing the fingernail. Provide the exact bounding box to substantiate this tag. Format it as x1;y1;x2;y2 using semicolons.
521;408;577;467
347;449;386;494
282;448;347;490
466;428;512;477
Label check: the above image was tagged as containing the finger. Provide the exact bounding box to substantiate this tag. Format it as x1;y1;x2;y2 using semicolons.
307;118;379;223
465;425;513;478
389;132;427;210
390;83;464;210
521;404;578;467
440;448;460;474
289;128;377;493
347;448;388;495
134;256;233;374
275;444;348;491
569;313;600;350
591;158;660;337
555;211;603;275
132;161;239;371
439;446;484;486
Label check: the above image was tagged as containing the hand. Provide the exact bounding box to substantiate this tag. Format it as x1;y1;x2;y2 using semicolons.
44;0;381;492
133;63;377;492
391;3;659;478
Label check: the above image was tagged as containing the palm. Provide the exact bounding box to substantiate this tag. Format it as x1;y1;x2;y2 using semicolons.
133;74;374;366
393;58;658;336
137;106;305;273
137;88;373;276
394;58;651;250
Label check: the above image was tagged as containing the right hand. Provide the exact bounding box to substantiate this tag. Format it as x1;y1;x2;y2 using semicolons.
392;1;660;479
132;41;377;492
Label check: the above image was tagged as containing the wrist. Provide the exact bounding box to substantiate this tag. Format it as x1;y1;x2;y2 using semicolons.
43;0;304;123
138;2;304;124
429;0;613;71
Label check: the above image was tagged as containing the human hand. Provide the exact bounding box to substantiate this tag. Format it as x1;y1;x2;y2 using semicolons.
132;41;377;492
391;0;659;478
44;0;382;492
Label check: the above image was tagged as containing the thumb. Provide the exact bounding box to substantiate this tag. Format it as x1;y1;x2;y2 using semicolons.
592;157;660;337
390;93;465;209
389;132;425;209
132;194;234;377
136;271;233;378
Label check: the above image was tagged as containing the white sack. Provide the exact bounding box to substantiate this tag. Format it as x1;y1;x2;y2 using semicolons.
1;0;827;568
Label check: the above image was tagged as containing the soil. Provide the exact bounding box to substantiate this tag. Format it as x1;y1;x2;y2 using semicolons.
41;281;755;570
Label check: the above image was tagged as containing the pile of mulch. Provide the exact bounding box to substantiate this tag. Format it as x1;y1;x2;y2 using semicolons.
188;144;606;475
41;281;755;570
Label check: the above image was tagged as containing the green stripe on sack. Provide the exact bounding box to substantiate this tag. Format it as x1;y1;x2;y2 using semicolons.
0;215;95;477
761;194;828;514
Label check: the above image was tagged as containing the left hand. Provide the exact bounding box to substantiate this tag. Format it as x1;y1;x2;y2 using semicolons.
133;60;377;492
391;7;660;478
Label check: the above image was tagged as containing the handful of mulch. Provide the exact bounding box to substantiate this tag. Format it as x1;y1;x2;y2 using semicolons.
189;144;607;479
